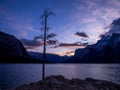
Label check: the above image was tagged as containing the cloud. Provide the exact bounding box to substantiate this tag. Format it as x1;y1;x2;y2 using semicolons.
71;0;120;43
21;39;43;49
59;43;81;47
75;32;89;38
9;23;36;37
65;51;74;56
56;42;88;48
21;37;58;50
0;6;37;38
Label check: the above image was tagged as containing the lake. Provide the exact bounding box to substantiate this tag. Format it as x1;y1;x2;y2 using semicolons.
0;64;120;89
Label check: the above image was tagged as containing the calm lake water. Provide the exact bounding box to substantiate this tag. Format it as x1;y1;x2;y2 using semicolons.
0;64;120;89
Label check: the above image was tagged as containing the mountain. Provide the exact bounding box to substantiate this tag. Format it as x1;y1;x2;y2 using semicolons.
0;31;37;63
28;52;69;63
66;33;120;63
0;31;29;57
0;31;68;63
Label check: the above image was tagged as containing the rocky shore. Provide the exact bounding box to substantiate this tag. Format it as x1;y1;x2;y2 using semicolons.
12;75;120;90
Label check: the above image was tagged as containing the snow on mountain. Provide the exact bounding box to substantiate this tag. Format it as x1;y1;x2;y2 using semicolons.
67;33;120;63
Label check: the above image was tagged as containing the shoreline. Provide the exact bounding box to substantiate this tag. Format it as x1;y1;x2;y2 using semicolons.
9;75;120;90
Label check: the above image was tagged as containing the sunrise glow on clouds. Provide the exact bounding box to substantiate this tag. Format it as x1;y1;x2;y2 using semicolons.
0;0;120;56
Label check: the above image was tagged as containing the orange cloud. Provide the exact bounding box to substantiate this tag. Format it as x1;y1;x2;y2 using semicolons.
59;51;75;56
66;51;74;56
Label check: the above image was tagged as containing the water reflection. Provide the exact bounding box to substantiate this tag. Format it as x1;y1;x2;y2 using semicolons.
46;64;120;83
0;64;120;89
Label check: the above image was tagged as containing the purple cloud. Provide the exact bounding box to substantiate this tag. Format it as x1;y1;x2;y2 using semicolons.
21;39;43;49
55;42;88;48
75;32;89;38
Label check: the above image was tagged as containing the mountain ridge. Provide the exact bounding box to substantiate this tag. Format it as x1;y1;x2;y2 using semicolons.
1;31;120;63
28;52;69;63
66;33;120;63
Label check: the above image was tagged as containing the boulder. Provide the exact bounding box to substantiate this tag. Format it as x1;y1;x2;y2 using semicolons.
13;75;120;90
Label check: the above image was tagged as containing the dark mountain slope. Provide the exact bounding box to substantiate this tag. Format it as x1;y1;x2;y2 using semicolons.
0;31;38;63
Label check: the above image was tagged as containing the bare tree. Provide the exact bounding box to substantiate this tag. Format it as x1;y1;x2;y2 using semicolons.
35;9;57;80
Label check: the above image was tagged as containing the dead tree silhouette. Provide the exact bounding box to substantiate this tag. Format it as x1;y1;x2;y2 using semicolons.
35;9;57;80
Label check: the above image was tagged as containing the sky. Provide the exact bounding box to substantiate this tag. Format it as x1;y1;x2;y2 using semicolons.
0;0;120;56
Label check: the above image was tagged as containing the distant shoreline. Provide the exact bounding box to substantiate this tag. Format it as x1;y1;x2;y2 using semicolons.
1;57;120;64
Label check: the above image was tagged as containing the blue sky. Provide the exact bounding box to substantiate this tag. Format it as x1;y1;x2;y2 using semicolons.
0;0;120;56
